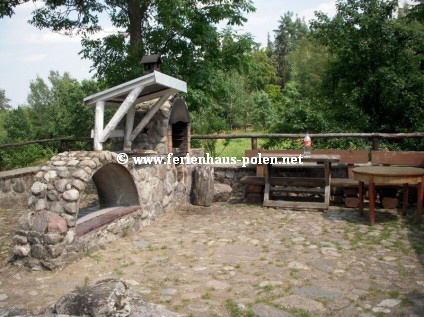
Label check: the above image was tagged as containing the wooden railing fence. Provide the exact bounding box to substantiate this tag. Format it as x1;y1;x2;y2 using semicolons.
0;133;423;151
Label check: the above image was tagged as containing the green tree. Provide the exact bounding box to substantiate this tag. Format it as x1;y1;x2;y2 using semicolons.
247;49;279;91
311;0;424;134
0;88;10;111
2;1;255;87
26;71;100;140
287;38;329;98
274;12;309;87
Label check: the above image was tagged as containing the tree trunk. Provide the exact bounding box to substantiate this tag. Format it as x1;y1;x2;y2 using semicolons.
127;0;149;55
192;166;214;207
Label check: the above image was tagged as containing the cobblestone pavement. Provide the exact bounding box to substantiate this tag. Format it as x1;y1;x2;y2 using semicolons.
1;203;424;317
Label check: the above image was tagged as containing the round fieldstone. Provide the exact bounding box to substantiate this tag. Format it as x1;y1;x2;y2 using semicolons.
31;244;46;259
50;202;64;214
67;160;79;166
44;170;58;181
79;160;97;169
59;170;71;178
47;215;67;233
65;230;75;243
54;179;69;193
64;203;78;215
73;169;90;182
63;189;80;201
47;189;59;201
14;244;30;257
44;233;63;244
53;161;67;166
72;179;85;191
31;182;47;195
18;212;34;231
13;234;27;245
35;199;47;211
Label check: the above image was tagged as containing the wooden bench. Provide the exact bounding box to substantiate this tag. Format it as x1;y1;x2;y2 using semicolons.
370;151;424;208
242;149;369;207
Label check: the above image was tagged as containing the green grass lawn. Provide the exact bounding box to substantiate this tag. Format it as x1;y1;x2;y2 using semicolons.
212;129;267;159
212;129;303;159
215;137;267;159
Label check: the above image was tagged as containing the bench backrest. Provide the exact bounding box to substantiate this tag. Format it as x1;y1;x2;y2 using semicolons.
371;151;424;167
245;149;369;177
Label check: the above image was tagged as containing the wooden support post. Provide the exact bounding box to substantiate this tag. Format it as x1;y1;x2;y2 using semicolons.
324;162;331;206
369;176;375;225
124;105;136;151
358;181;364;215
101;85;144;142
130;93;171;141
418;177;423;224
372;137;380;151
187;122;191;153
94;100;105;151
251;137;257;150
60;140;69;152
402;184;409;216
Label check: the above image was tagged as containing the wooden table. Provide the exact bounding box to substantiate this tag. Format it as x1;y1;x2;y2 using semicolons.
263;154;340;209
353;166;424;225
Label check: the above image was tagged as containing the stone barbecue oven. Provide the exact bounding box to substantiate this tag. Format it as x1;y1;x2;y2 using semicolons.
12;62;204;270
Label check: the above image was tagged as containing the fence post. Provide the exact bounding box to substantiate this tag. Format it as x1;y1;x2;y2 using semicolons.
372;137;380;151
251;137;257;150
60;140;69;152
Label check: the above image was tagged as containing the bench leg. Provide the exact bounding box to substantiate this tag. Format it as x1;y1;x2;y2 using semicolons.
369;177;375;225
358;181;364;216
418;178;423;224
402;183;408;216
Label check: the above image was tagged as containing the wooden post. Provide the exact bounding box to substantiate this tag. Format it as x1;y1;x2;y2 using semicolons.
369;176;375;225
124;105;136;151
358;181;364;215
187;122;191;153
324;162;331;206
418;177;423;224
101;85;144;142
94;100;105;151
251;137;257;150
372;137;380;151
60;140;69;152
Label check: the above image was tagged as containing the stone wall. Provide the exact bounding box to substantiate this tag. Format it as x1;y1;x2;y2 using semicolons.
213;164;256;198
12;150;195;270
0;167;40;209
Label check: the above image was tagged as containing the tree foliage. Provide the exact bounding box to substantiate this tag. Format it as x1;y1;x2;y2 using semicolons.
311;0;424;133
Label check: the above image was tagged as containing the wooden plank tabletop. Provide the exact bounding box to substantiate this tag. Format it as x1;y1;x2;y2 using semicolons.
353;166;424;177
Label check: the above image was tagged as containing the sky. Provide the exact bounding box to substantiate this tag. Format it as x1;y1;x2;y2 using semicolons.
0;0;337;108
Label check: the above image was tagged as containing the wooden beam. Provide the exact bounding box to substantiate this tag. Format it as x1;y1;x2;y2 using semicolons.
124;105;136;150
104;88;178;107
94;101;104;151
191;132;424;139
130;92;172;142
100;85;145;142
84;73;156;106
92;129;124;138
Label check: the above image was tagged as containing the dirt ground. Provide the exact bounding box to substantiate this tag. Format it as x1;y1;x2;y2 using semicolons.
0;203;424;317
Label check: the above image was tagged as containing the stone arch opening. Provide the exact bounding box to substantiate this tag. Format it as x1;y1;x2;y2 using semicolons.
75;163;140;235
168;97;190;155
79;163;139;213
